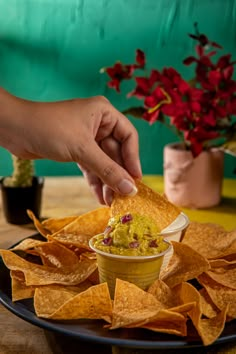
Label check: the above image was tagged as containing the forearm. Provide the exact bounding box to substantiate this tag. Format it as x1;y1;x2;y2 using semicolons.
0;87;32;154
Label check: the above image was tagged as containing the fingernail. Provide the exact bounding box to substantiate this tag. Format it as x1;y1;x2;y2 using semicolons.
117;179;137;196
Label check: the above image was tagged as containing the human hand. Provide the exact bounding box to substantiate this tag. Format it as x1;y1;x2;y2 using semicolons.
0;91;142;204
73;96;142;204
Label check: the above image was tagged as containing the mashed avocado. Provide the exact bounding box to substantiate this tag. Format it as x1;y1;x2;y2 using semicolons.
93;213;168;256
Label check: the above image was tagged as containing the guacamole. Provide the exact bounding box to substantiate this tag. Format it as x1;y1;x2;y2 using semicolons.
93;213;169;256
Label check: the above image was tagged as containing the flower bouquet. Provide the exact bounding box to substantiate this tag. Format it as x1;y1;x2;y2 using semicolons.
102;23;236;158
102;24;236;208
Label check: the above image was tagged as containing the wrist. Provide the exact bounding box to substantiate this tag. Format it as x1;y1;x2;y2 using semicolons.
0;87;33;152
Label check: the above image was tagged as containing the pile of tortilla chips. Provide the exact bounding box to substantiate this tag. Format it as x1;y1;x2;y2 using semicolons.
0;180;235;346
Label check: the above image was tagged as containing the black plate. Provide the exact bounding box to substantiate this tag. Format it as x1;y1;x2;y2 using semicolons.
0;234;236;350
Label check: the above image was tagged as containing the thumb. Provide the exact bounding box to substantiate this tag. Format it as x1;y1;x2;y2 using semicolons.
78;141;138;196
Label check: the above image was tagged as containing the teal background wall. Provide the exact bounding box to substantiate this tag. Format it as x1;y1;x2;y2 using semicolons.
0;0;235;177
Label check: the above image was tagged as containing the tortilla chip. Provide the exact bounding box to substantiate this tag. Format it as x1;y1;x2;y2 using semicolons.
206;263;236;290
182;222;236;259
42;215;78;233
160;242;210;288
173;281;226;345
10;270;35;301
35;283;112;322
11;271;93;304
26;260;97;287
110;279;164;329
48;207;110;249
198;273;236;318
33;280;93;317
209;259;236;268
148;279;180;308
0;249;97;286
32;241;79;268
111;180;180;230
10;238;46;253
26;210;51;238
11;269;25;282
175;282;201;327
34;287;77;317
195;307;228;346
80;252;97;260
199;288;219;319
140;309;187;337
51;207;110;237
168;302;196;317
47;233;92;251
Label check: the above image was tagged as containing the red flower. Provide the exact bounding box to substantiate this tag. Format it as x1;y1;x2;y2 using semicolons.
185;127;219;157
104;49;146;92
105;62;135;92
143;87;167;123
102;25;236;158
142;108;161;124
128;70;160;98
135;49;146;68
145;87;166;108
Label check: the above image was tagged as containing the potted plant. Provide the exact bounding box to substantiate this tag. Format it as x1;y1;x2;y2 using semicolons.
101;23;236;208
0;156;44;224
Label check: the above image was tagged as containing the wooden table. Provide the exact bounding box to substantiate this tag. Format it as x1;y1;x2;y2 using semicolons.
0;176;236;354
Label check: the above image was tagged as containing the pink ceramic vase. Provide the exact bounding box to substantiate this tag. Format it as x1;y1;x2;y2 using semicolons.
163;143;224;209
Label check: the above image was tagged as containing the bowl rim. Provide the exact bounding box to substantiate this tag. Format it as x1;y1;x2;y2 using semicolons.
89;236;171;261
161;212;189;235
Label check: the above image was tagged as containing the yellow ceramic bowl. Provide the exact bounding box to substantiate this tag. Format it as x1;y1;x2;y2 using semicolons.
89;236;171;298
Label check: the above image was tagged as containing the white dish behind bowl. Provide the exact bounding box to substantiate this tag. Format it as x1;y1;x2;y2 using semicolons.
160;212;189;270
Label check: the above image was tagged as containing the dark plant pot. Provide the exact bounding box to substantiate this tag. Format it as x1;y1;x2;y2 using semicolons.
0;176;44;225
